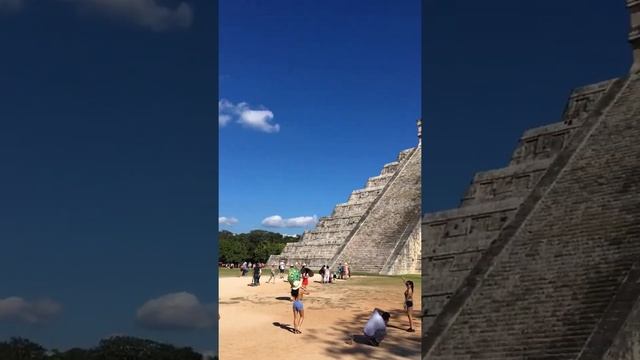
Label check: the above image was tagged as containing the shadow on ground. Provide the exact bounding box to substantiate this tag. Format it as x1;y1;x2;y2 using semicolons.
273;322;296;334
303;308;421;359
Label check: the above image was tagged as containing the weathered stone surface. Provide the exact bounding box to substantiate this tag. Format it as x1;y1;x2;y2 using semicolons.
629;0;640;72
421;76;620;330
422;72;640;359
332;145;421;274
267;144;421;274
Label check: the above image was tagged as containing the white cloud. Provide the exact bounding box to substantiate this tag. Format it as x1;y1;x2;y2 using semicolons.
63;0;193;31
218;114;232;127
0;297;62;324
136;292;215;330
218;216;238;226
218;99;280;133
0;0;24;12
262;215;318;228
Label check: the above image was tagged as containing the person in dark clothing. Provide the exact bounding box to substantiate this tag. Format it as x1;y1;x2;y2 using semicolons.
253;263;261;286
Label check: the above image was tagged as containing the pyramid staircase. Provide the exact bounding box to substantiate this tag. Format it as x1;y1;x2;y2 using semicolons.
268;145;421;274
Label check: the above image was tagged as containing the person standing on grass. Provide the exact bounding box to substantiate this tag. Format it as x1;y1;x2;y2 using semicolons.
402;278;415;332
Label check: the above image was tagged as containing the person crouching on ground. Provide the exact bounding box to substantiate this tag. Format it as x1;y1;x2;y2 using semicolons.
291;280;307;334
363;308;390;346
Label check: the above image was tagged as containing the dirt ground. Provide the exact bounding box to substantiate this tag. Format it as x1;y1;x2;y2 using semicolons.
219;273;421;360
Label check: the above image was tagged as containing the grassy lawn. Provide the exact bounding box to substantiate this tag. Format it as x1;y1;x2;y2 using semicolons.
218;267;420;287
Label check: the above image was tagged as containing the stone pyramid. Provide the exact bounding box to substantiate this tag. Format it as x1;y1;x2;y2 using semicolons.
422;2;640;358
267;127;421;275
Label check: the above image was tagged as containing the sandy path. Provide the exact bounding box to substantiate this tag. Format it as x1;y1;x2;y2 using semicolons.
219;274;421;360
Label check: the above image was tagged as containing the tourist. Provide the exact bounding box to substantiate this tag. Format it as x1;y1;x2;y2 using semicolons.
290;280;306;334
279;260;285;279
319;265;326;283
403;279;415;332
301;267;309;289
241;261;248;277
363;308;390;346
324;265;331;283
338;263;344;279
266;264;276;284
253;263;261;286
344;262;350;279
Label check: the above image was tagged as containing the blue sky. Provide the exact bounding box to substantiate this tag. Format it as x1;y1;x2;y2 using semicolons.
218;0;421;234
422;0;630;213
0;0;217;355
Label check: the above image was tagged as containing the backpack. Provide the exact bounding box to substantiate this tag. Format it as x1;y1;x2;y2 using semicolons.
287;267;301;285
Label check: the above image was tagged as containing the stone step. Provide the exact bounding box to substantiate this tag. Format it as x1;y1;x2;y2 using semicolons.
379;161;400;175
346;187;384;203
509;121;579;166
460;158;553;207
365;173;394;188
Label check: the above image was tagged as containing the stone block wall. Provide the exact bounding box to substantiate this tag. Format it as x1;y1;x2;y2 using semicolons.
383;219;422;275
421;78;619;330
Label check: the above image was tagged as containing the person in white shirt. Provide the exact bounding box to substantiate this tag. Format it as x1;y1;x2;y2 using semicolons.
279;260;285;279
363;308;390;346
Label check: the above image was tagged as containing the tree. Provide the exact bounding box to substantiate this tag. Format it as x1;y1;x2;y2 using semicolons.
0;337;217;360
217;230;300;263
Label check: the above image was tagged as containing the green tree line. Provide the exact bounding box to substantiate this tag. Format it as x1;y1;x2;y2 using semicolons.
218;230;300;264
0;336;216;360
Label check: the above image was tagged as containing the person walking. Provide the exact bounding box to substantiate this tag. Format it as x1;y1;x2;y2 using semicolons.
279;260;285;279
253;263;261;286
241;261;247;276
266;264;277;284
291;280;307;334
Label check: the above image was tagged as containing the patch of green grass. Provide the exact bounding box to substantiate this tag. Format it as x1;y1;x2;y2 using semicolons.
218;267;284;278
218;268;420;292
348;274;421;290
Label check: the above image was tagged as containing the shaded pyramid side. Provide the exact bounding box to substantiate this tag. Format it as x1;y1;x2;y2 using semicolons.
423;74;640;359
421;78;619;330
